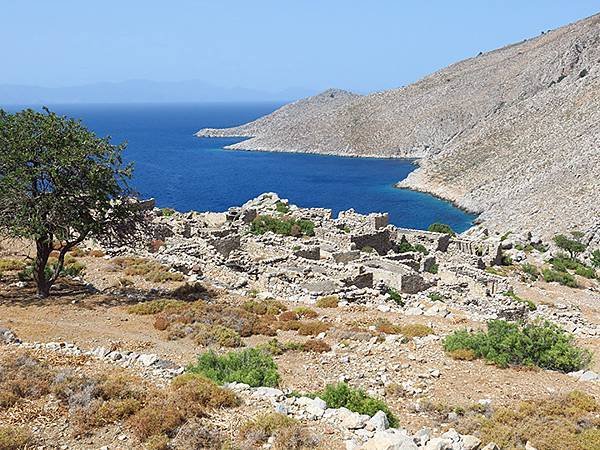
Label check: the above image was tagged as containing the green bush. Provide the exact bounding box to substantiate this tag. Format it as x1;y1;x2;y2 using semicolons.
542;268;578;287
386;287;404;306
592;250;600;268
187;348;280;387
274;201;290;214
318;383;398;427
575;265;597;279
553;234;586;259
502;290;536;311
250;215;314;237
428;292;445;302
397;237;428;255
443;320;591;372
427;223;456;236
18;259;85;281
521;263;539;281
425;262;439;274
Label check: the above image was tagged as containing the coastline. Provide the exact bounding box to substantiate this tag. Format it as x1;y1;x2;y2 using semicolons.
197;131;481;224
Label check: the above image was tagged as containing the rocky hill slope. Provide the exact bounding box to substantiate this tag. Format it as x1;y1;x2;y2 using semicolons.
197;14;600;240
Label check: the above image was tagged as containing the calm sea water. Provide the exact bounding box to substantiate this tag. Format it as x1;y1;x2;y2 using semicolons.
4;103;475;232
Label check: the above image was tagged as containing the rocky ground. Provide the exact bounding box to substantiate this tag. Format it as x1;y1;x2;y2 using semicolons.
1;195;599;449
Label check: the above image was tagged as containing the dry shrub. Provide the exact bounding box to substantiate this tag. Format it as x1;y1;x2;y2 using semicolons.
316;295;339;308
302;339;331;353
239;413;297;447
113;256;184;283
154;315;170;331
0;426;31;450
194;324;243;348
0;354;53;408
170;418;225;450
400;323;433;338
384;383;404;399
170;373;239;413
375;319;402;335
243;299;287;315
278;310;299;321
278;320;301;331
88;249;105;257
375;320;433;338
297;321;330;336
467;391;600;450
128;398;186;441
449;348;477;361
252;317;278;336
272;424;321;449
293;306;318;319
145;434;170;450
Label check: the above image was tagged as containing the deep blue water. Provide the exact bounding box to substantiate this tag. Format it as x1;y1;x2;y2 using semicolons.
4;103;475;232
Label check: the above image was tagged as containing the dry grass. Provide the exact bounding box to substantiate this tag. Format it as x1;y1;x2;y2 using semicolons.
128;299;188;315
316;295;339;308
239;413;297;447
448;348;477;361
0;258;26;272
0;351;239;447
457;391;600;450
112;256;184;283
272;424;321;450
0;426;31;450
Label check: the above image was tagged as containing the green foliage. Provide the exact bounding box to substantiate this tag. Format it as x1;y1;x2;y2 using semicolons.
575;265;597;279
274;201;290;214
17;258;85;282
397;236;428;254
428;292;445;302
592;250;600;268
386;287;404;306
318;383;398;427
425;262;439;274
542;268;578;287
361;245;374;254
443;320;591;372
427;223;456;236
0;108;141;297
502;290;536;311
520;263;539;281
187;348;280;387
500;232;511;241
161;207;176;217
553;234;586;259
250;215;314;237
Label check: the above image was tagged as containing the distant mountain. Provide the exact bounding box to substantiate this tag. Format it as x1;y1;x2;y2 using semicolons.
0;80;315;104
197;13;600;242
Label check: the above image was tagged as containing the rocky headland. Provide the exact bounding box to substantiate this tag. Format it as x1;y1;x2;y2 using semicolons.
197;14;600;242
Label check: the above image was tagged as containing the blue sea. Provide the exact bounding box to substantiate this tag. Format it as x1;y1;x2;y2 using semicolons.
4;103;475;232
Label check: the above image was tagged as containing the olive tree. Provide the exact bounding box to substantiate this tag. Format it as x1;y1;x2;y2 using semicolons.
0;108;142;297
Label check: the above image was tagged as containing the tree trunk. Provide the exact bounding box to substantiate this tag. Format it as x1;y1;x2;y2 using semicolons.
34;237;52;298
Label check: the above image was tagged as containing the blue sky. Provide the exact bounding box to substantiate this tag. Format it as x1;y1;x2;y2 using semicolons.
2;1;598;93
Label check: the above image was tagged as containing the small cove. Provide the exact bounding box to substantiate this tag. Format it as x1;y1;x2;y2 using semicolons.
5;102;476;232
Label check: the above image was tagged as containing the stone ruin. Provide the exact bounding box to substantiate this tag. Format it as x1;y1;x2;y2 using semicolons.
102;193;522;310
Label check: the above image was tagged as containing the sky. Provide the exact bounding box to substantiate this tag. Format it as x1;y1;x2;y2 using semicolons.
1;0;599;95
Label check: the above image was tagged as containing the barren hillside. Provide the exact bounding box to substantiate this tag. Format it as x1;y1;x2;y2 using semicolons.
197;14;600;240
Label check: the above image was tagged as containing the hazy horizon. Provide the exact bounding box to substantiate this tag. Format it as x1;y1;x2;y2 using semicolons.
2;1;599;103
